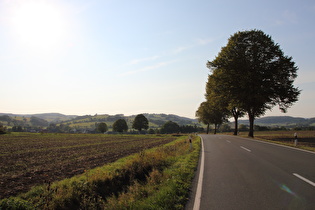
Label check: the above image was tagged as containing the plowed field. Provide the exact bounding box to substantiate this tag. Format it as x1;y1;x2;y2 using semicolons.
0;133;176;199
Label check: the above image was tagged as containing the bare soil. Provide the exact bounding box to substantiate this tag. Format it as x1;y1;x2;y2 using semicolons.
0;133;176;199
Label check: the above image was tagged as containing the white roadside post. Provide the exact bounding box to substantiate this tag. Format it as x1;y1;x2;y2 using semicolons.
294;132;298;146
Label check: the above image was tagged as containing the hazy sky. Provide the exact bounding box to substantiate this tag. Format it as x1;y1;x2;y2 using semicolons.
1;0;314;118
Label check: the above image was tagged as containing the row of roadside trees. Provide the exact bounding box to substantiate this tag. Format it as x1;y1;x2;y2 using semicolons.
196;30;300;137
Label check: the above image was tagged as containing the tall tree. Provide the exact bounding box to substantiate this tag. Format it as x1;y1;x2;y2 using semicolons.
196;102;211;134
196;100;228;134
113;119;128;133
132;114;149;132
97;122;108;133
205;70;245;135
208;30;300;137
160;121;180;134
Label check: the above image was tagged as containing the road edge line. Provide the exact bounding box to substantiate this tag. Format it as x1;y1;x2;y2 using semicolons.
226;134;315;155
251;138;315;155
193;135;205;210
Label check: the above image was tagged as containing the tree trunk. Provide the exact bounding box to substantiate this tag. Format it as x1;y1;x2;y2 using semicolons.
248;113;255;138
233;115;238;135
206;123;210;134
232;107;239;135
214;124;217;134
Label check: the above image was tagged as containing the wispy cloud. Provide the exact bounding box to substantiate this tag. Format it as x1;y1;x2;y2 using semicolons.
119;60;176;77
274;10;298;26
172;37;214;54
196;38;214;45
173;46;192;54
128;55;160;65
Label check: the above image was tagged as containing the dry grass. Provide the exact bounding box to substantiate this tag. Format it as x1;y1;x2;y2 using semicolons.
237;130;315;152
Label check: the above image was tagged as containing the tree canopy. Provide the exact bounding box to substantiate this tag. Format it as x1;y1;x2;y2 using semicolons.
205;66;245;135
160;121;180;134
112;119;128;133
196;100;228;134
132;114;149;132
97;122;108;133
206;29;300;137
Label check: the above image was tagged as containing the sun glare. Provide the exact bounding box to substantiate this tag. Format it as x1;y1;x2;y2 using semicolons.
10;1;65;50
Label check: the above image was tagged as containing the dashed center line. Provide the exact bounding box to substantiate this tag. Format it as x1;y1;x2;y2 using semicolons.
226;140;231;143
240;146;251;152
293;173;315;187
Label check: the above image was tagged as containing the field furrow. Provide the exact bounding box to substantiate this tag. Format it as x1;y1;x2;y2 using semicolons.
0;133;176;199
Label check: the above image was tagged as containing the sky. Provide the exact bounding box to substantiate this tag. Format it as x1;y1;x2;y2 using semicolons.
0;0;314;119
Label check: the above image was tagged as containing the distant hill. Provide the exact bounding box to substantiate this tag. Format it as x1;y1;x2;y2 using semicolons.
0;113;77;122
0;113;199;130
61;113;199;129
238;116;315;127
2;113;314;130
32;113;78;122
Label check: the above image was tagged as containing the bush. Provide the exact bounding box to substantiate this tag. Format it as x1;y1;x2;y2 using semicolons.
160;121;180;134
0;124;6;134
0;197;34;210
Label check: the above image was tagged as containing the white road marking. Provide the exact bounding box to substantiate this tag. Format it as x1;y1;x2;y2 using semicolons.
193;136;205;210
293;173;315;187
240;146;251;152
239;136;315;155
226;140;231;143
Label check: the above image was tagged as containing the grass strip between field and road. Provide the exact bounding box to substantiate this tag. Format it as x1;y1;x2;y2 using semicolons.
0;135;200;210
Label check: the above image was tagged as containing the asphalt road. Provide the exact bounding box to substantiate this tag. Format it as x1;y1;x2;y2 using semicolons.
190;134;315;210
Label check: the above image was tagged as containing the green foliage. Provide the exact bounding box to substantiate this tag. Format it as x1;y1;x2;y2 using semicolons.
11;125;23;132
180;125;203;133
97;122;108;133
101;136;201;209
30;116;48;127
197;72;230;134
113;119;128;133
220;124;232;132
0;115;11;122
132;114;149;132
0;124;6;134
196;100;228;134
0;197;34;210
160;121;180;134
206;29;300;137
239;124;249;132
148;128;155;134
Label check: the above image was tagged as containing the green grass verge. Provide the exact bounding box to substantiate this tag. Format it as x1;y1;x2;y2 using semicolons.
0;135;200;210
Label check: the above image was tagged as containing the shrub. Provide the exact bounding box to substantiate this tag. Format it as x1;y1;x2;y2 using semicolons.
0;197;34;210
